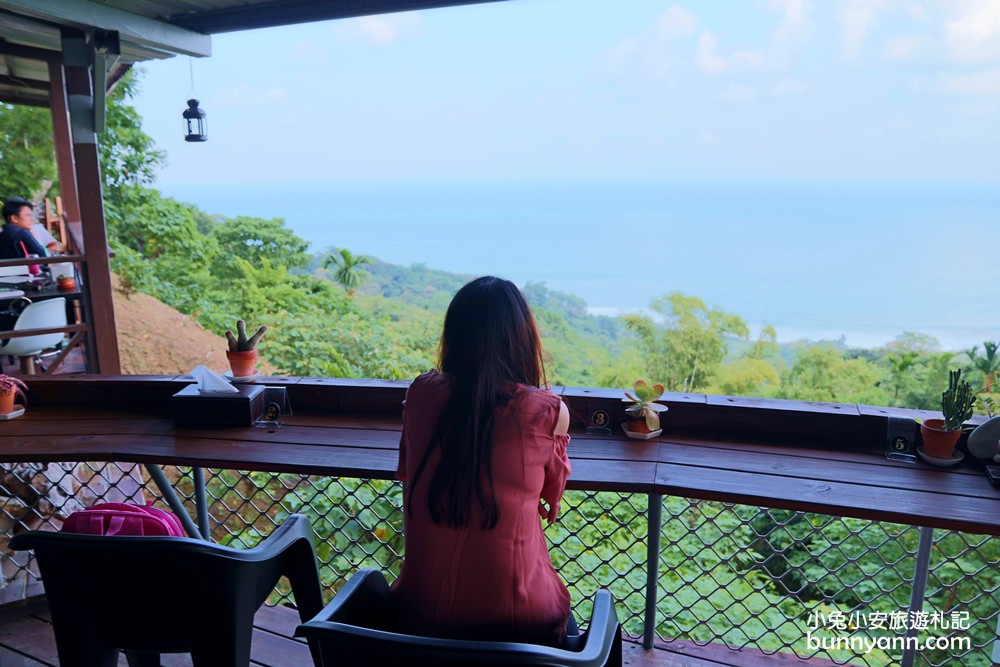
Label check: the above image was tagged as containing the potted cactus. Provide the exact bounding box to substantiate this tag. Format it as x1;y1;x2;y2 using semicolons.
56;274;76;291
0;374;27;416
920;369;975;460
621;379;668;440
225;319;267;378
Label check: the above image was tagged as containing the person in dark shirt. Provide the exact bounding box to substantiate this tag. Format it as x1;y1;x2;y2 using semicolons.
0;197;47;260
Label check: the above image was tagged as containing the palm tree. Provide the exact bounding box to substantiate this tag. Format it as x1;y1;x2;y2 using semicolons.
965;341;1000;393
324;248;372;298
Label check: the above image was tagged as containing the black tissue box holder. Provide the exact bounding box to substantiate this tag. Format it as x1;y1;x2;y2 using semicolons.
172;384;266;427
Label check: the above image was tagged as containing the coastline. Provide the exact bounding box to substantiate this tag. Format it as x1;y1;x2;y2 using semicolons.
158;180;999;355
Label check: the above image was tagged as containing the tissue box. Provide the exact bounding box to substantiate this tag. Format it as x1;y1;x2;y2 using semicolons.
172;384;266;426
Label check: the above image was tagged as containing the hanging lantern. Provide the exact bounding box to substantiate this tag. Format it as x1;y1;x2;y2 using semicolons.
183;99;207;142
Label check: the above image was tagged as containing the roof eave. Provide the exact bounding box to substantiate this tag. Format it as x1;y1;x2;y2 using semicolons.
168;0;507;34
0;0;211;57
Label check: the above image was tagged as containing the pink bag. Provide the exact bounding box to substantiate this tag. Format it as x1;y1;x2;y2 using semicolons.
63;501;185;537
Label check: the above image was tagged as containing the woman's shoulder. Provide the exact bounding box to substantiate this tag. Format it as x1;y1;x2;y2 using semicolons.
407;369;449;398
504;387;567;442
403;371;450;427
411;369;440;384
509;384;562;413
514;383;559;399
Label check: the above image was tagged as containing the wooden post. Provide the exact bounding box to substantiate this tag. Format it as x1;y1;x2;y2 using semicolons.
55;197;66;248
46;61;81;225
47;52;92;368
59;30;120;374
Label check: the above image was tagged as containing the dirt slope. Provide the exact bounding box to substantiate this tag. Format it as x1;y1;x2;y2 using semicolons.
112;275;272;375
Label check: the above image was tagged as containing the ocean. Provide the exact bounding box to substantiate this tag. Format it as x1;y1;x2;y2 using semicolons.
158;180;999;351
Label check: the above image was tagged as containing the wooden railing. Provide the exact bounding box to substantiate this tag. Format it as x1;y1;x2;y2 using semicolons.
2;376;997;665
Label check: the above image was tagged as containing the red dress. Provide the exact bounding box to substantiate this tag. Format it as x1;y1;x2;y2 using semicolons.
390;370;572;646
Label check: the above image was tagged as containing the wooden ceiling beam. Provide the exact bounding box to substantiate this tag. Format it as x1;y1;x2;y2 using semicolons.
0;38;60;63
0;73;48;90
0;90;48;107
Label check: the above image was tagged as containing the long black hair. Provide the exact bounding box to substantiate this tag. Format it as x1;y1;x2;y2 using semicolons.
408;276;546;529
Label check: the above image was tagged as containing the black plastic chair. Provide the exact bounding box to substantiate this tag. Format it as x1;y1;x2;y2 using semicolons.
296;569;623;666
10;513;324;667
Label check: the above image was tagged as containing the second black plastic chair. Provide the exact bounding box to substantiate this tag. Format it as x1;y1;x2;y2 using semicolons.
296;568;623;666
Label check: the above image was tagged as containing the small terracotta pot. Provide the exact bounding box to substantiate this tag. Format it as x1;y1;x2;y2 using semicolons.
920;419;962;459
0;388;17;415
57;277;76;291
627;419;652;434
226;350;258;377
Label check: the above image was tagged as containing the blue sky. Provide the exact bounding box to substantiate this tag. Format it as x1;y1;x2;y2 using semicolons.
124;1;1000;349
131;0;1000;186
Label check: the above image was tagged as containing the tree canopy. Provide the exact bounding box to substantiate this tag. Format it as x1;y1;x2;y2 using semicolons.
213;216;311;277
0;104;56;200
625;293;750;393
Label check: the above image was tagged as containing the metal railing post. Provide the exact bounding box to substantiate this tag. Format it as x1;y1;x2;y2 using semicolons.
901;526;934;667
644;493;663;649
193;467;210;539
993;612;1000;665
144;463;203;540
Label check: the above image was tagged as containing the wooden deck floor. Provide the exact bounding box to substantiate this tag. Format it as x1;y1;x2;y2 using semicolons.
0;599;311;667
0;598;855;667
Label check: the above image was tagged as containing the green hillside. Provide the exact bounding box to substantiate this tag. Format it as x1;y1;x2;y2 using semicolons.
3;71;995;411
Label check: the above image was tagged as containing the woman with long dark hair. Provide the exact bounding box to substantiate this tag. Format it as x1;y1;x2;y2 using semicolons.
391;276;572;646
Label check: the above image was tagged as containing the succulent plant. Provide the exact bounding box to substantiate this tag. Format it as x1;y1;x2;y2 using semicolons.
0;374;28;402
941;369;975;431
623;379;668;432
226;320;267;353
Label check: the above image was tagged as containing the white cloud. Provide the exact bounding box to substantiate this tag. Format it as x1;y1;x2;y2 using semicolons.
944;1;1000;64
359;17;401;44
768;0;812;49
698;32;729;73
601;40;674;80
765;0;813;68
840;0;896;59
773;77;808;95
209;84;287;109
885;34;926;60
734;51;766;69
698;31;764;74
337;13;421;45
907;3;929;23
288;39;327;64
607;38;638;63
718;84;757;104
598;5;696;79
946;69;1000;95
606;2;798;80
656;5;697;37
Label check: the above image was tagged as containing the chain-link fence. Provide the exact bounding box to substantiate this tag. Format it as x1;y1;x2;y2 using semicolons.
2;461;997;665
